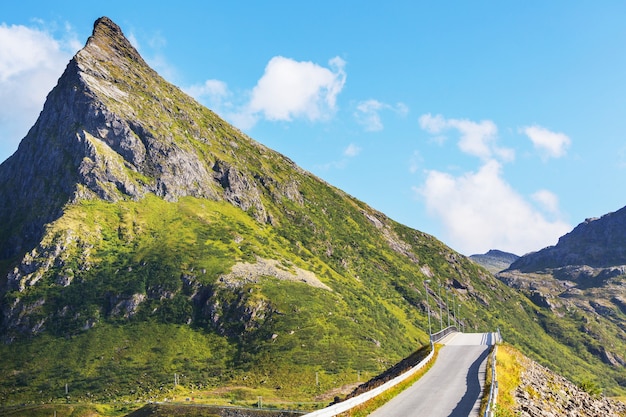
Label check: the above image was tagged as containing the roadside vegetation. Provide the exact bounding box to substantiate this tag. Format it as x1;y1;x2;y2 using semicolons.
493;344;523;417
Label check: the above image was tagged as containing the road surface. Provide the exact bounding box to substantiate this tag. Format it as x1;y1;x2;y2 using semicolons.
368;332;495;417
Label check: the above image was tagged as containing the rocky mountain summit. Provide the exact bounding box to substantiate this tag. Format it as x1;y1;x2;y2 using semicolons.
509;205;626;274
0;17;276;260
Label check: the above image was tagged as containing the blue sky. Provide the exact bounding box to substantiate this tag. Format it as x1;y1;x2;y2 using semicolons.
2;1;626;256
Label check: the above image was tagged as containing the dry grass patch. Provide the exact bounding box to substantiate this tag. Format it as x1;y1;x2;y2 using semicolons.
494;343;524;416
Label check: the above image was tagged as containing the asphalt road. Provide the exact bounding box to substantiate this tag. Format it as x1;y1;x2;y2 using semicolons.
368;333;495;417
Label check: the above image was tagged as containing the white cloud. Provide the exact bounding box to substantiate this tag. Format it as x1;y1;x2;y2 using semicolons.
184;79;231;113
344;143;361;157
448;118;498;160
0;22;77;160
531;189;561;215
523;125;571;159
416;159;571;255
187;56;347;130
419;113;514;162
419;113;447;134
355;99;408;132
409;150;422;174
240;56;346;128
355;99;384;131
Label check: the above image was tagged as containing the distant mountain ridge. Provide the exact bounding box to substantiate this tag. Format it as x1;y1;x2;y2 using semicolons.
470;249;519;274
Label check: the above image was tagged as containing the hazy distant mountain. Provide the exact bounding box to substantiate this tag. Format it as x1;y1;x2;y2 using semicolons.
470;249;519;274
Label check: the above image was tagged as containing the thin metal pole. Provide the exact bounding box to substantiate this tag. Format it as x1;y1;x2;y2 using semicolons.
423;280;432;340
438;284;443;330
446;287;450;327
452;293;457;327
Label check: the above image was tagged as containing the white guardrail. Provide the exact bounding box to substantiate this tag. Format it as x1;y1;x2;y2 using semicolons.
484;328;502;417
303;342;436;417
304;328;500;417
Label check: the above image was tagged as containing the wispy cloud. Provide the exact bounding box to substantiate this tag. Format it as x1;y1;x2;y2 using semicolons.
419;113;514;162
531;189;562;216
128;29;177;84
354;99;408;131
344;143;361;157
415;159;571;255
409;150;422;174
522;125;571;159
184;79;231;113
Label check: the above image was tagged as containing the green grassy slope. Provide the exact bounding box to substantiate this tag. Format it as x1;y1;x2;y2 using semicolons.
2;192;625;406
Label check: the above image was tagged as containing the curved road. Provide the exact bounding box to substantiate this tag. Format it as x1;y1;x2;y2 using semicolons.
368;332;495;417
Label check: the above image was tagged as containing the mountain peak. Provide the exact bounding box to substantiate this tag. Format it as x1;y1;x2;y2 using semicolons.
76;16;153;96
0;17;273;258
93;16;121;35
84;16;144;65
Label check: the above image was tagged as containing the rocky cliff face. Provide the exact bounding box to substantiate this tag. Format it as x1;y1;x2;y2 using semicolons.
509;206;626;273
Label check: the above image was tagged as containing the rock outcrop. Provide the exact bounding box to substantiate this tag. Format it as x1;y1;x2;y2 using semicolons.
515;354;626;416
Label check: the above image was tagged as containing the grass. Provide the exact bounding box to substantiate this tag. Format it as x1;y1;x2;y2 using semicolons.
0;403;138;417
493;344;523;417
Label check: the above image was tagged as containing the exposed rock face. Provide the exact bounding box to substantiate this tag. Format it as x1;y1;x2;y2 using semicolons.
515;354;626;417
509;206;626;273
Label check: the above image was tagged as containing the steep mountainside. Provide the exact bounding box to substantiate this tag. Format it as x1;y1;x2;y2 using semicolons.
1;17;625;407
470;249;519;274
500;207;626;381
509;206;626;272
